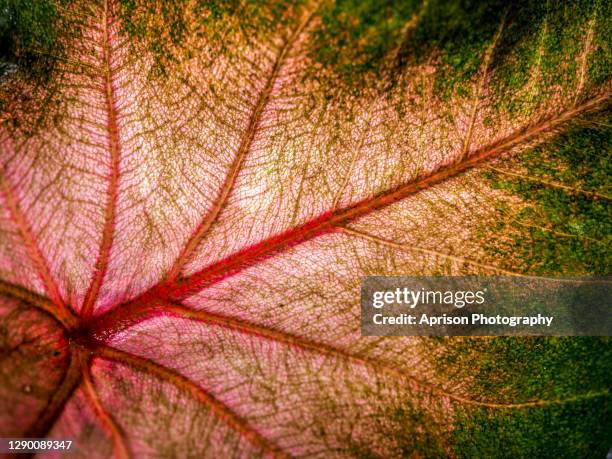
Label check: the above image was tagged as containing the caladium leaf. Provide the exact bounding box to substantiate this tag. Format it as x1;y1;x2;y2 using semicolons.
0;0;610;457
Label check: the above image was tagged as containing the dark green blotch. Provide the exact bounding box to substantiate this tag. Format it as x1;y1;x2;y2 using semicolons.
0;0;68;79
436;336;612;457
453;395;611;458
309;0;537;95
485;117;611;276
309;0;609;103
442;337;612;402
309;0;420;90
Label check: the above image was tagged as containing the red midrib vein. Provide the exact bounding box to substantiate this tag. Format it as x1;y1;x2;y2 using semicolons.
165;13;314;282
81;0;122;320
138;93;609;303
90;300;608;410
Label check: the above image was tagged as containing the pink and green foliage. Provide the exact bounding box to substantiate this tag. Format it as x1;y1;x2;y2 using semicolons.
0;0;610;457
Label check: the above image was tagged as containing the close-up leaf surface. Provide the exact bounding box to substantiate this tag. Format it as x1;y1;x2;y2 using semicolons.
0;0;610;457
